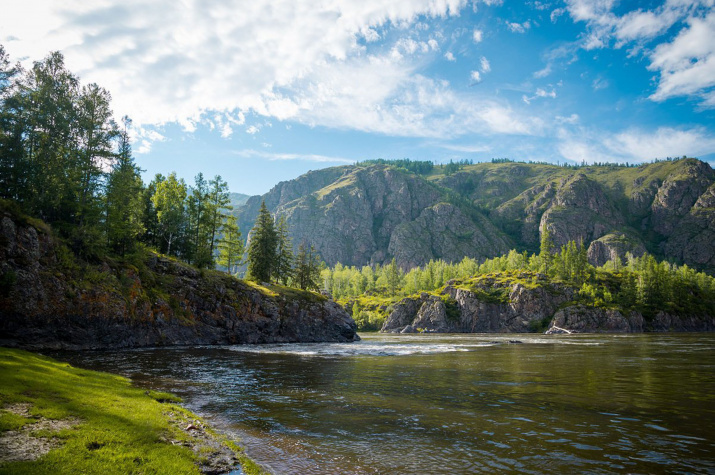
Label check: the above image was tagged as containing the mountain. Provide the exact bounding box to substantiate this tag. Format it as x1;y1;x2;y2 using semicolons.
235;158;715;273
228;192;251;208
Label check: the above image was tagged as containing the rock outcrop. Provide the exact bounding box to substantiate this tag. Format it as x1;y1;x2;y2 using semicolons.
238;165;511;269
237;158;715;273
586;232;646;267
382;278;575;334
545;306;644;334
380;276;712;335
0;213;359;350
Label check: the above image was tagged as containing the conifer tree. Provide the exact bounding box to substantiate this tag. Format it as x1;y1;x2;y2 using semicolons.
217;215;243;275
539;227;555;275
246;201;277;282
386;258;401;296
295;242;322;291
207;175;232;259
275;215;294;285
105;117;144;256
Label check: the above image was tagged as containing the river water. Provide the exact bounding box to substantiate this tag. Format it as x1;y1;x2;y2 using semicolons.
56;333;715;474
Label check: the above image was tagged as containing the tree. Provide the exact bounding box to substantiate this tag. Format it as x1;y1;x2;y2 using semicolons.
105;117;144;256
539;226;555;275
207;175;232;260
294;242;322;291
246;201;277;282
386;258;401;296
217;215;244;275
0;44;24;202
186;173;212;267
275;215;294;285
74;83;118;228
152;172;187;256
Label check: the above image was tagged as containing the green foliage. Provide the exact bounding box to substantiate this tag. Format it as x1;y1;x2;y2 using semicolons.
151;172;187;256
325;242;715;323
275;216;294;285
105;117;144;256
217;215;244;275
294;242;322;291
358;158;434;175
246;201;278;282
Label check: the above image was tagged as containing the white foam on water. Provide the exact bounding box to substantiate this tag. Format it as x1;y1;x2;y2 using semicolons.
227;341;497;357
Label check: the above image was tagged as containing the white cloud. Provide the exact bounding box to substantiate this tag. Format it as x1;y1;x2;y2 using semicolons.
234;149;355;163
557;126;715;163
470;70;482;83
507;21;531;33
480;56;491;72
563;0;715;106
445;51;456;61
592;76;609;90
608;127;715;160
473;28;484;42
648;13;715;105
550;7;566;22
556;113;579;124
246;125;260;135
0;0;469;133
523;88;556;104
132;127;167;155
436;143;491;152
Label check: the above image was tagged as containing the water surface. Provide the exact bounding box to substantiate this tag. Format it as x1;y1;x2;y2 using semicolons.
57;333;715;474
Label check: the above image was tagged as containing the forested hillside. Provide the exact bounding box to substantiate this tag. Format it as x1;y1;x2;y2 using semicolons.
235;158;715;273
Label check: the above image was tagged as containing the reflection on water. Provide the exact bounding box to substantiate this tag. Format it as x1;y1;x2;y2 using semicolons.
54;333;715;474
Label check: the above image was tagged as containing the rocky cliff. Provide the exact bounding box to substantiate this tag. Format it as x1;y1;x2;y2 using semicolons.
0;212;358;350
380;274;714;334
237;158;715;273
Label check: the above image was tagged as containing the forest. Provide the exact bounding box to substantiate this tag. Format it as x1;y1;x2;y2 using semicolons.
323;231;715;331
2;44;714;326
0;45;324;290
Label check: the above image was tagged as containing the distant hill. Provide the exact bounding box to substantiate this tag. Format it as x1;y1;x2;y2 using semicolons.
234;158;715;273
228;192;251;209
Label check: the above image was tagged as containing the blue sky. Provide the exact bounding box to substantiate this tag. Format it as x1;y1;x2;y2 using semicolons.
2;0;714;195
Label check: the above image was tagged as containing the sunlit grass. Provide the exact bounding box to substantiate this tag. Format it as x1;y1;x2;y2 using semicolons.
0;348;266;475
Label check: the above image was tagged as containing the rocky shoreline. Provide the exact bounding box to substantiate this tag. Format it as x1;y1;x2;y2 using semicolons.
0;212;358;350
380;279;714;335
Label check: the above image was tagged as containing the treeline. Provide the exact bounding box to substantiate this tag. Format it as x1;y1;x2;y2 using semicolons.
244;202;323;290
0;46;240;269
358;158;434;175
323;230;715;319
0;45;322;289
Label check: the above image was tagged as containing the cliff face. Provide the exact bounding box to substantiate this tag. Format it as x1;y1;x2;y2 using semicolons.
238;165;511;269
0;213;358;350
380;276;714;335
237;159;715;273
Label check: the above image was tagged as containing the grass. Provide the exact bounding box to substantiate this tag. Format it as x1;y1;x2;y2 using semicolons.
0;348;266;475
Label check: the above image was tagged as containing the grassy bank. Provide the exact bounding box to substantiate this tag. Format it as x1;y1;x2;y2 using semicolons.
0;348;266;474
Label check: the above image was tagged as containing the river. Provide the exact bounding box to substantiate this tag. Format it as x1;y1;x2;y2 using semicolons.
54;333;715;474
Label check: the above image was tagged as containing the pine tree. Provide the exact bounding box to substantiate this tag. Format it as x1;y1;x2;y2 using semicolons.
186;173;212;267
246;201;278;282
295;242;322;291
105;117;144;256
217;215;243;275
539;227;555;275
207;175;232;260
275;215;294;285
386;258;401;296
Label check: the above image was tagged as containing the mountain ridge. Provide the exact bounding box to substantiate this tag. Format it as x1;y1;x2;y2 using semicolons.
235;158;715;273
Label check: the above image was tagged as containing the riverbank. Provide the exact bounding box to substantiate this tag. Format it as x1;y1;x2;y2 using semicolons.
0;347;266;474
